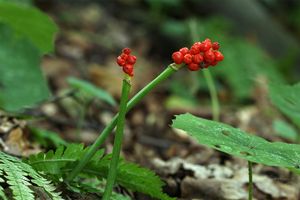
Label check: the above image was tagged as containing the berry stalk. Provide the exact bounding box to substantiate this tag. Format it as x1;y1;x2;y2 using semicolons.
102;75;131;200
248;161;253;200
66;63;183;182
188;19;221;121
203;69;220;121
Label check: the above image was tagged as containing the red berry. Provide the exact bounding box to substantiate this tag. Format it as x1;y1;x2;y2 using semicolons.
188;63;200;71
201;42;212;52
127;55;137;64
204;50;215;63
210;61;218;66
212;42;220;50
193;42;201;51
183;54;193;64
203;38;212;43
117;56;126;66
122;48;131;55
189;45;200;55
214;51;224;61
179;47;189;55
172;51;183;64
192;54;203;64
194;42;202;46
123;64;134;76
120;53;128;60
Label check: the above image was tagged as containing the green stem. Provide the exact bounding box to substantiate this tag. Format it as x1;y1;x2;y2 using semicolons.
248;161;253;200
75;102;88;140
102;76;131;200
203;69;220;121
66;64;182;182
188;19;220;121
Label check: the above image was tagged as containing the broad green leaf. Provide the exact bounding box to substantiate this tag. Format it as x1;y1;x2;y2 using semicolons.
67;77;116;106
172;113;300;173
273;120;298;141
269;82;300;129
0;24;50;112
0;2;58;53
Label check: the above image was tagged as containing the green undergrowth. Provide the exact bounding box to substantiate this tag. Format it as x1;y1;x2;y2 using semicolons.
27;144;174;200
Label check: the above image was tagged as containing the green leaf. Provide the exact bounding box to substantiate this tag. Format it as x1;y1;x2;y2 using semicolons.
0;151;63;200
30;127;68;148
67;77;116;106
172;113;300;173
70;178;132;200
86;155;174;200
28;146;173;200
269;82;300;129
0;2;58;53
0;24;50;112
28;144;104;175
27;144;172;200
273;120;298;141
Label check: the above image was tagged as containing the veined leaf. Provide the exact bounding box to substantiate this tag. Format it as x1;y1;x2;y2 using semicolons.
0;2;58;53
172;113;300;173
269;82;300;129
0;24;50;112
67;77;116;106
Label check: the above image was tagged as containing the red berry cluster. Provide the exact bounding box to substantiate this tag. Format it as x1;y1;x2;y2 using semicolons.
172;39;224;71
116;48;137;77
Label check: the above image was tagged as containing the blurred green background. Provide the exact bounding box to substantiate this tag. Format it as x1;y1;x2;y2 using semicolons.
34;0;300;103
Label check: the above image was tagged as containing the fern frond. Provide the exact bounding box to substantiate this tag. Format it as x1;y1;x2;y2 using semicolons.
0;151;63;200
28;144;104;175
69;178;132;200
85;155;174;200
0;168;8;200
27;145;173;200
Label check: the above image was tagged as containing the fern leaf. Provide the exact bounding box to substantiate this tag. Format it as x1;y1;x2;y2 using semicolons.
0;151;63;200
27;145;172;199
0;169;8;200
82;155;174;200
69;178;132;200
28;144;104;175
18;161;63;200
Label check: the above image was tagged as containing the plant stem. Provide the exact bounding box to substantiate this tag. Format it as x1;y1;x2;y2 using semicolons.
66;63;182;182
248;161;253;200
203;69;220;121
102;76;131;200
188;19;220;121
